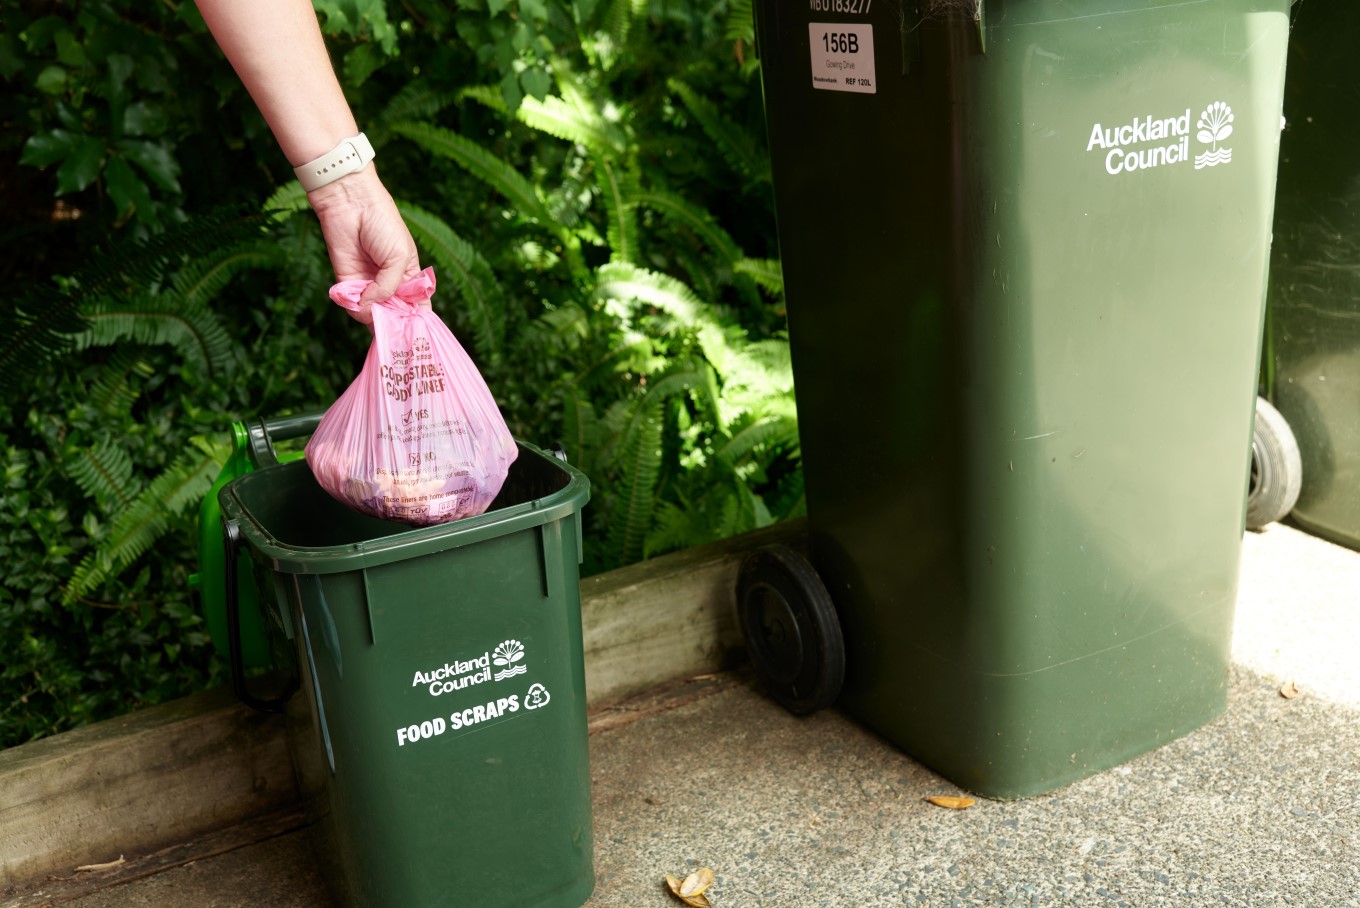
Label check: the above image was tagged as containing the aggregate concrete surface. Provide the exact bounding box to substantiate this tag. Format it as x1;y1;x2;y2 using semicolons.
43;524;1360;907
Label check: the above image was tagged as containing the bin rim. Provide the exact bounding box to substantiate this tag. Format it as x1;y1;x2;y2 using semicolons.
217;439;589;575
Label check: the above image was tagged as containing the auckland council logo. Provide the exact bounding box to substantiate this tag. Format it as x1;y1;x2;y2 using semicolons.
1195;101;1233;169
1086;99;1236;176
492;639;527;681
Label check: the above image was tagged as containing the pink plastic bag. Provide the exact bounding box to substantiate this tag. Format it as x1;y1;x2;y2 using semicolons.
305;267;518;526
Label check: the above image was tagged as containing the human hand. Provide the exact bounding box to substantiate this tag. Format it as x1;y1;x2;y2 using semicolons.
306;166;421;324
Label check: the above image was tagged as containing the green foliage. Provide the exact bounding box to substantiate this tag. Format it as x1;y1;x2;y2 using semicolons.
2;0;792;747
0;206;355;747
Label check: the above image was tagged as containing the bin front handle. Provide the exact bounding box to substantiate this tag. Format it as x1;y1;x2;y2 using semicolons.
224;519;296;713
246;412;324;468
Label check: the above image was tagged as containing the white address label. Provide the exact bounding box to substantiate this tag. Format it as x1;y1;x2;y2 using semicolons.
809;22;876;94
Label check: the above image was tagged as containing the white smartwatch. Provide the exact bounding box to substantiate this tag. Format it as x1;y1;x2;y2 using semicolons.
293;133;375;192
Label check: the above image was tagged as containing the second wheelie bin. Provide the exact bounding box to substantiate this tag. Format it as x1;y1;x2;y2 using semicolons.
1262;3;1360;550
744;0;1296;798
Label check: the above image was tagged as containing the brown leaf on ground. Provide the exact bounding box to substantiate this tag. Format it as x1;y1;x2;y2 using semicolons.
680;867;715;897
925;795;976;810
666;868;715;906
1280;680;1302;700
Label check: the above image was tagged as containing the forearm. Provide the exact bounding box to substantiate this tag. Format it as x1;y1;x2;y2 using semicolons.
196;0;356;166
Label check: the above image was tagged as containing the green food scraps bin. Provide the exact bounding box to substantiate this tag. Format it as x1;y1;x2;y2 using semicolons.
1264;3;1360;550
218;441;594;908
747;0;1293;799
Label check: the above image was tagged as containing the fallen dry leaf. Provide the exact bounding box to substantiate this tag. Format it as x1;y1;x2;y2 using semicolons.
666;868;715;906
925;795;976;810
1280;680;1302;700
680;867;715;897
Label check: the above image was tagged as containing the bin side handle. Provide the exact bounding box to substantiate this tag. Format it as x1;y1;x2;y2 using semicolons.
246;412;324;468
976;0;986;54
224;520;296;713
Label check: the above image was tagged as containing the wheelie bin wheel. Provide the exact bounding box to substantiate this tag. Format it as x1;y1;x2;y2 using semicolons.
1246;395;1302;530
736;544;844;715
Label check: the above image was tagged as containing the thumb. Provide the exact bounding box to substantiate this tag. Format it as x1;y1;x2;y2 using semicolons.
357;265;402;307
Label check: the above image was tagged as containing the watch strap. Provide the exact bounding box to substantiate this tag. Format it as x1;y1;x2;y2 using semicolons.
294;133;375;192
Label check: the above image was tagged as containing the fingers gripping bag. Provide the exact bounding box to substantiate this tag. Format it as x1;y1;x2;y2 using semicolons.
305;267;518;525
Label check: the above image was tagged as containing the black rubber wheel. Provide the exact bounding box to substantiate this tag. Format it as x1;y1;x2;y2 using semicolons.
1246;396;1302;530
736;544;845;715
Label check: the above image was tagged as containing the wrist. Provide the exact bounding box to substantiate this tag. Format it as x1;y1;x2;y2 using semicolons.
306;165;390;211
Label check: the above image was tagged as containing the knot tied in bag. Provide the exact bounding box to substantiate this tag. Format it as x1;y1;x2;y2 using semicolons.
330;266;437;316
306;267;518;526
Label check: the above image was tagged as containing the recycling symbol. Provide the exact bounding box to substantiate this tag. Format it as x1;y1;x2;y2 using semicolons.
524;683;551;710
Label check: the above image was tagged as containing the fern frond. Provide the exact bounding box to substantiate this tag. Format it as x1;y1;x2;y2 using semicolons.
0;282;86;397
391;122;565;240
593;262;703;325
4;207;271;396
66;438;140;511
561;385;600;476
734;257;785;296
644;500;705;558
725;0;755;44
668;79;771;185
264;181;309;219
379;79;456;127
75;293;236;378
603;0;637;45
171;242;286;310
460;84;509;115
571;336;657;389
396;201;507;363
769;465;807;521
603;400;662;567
87;349;150;419
717;415;800;465
595;156;639;263
636;365;708;409
518;93;628;158
81;208;273;301
635;190;744;267
63;451;219;605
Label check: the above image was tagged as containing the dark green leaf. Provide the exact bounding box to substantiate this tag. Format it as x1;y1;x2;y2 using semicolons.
0;33;23;79
498;69;523;110
35;64;67;95
54;101;82;132
343;44;384;86
107;52;135;99
122;101;167;137
21;130;77;168
22;16;65;51
519;66;551;100
55;138;106;196
104;155;152;220
54;29;87;67
118;140;181;192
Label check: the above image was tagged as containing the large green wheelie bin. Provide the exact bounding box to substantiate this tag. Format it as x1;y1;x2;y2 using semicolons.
1263;3;1360;550
218;440;594;908
746;0;1294;799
